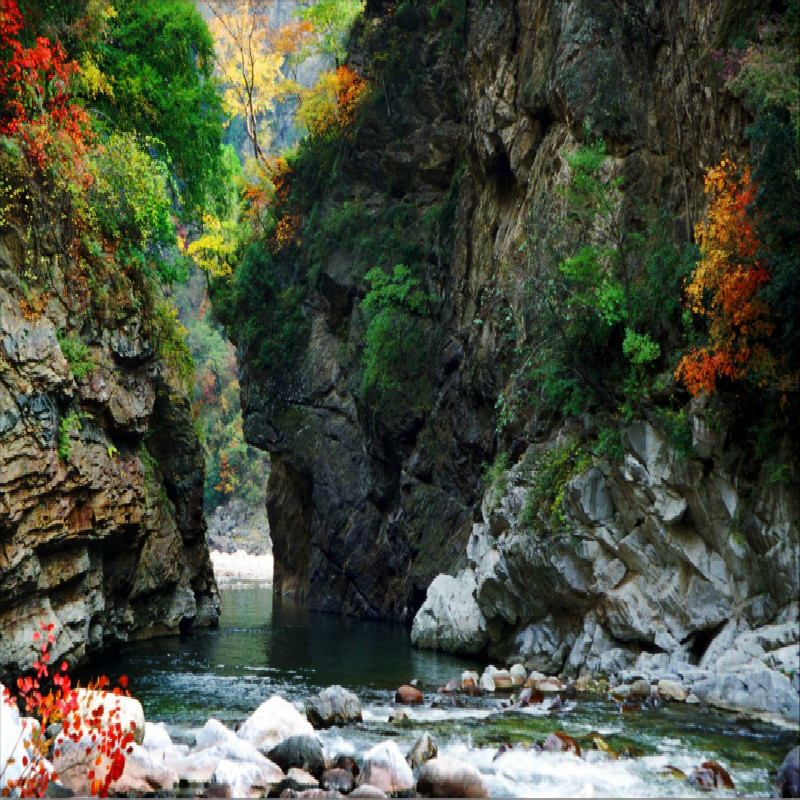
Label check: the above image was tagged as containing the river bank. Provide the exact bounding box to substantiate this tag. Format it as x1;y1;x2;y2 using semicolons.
30;585;790;798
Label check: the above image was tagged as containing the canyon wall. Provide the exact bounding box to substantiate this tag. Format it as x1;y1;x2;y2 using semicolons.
0;233;219;680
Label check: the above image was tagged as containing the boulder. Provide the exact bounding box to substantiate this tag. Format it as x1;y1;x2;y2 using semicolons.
407;733;437;770
359;741;415;797
321;768;355;793
490;670;514;691
73;688;146;746
416;757;489;798
238;696;315;752
268;736;325;779
509;664;527;685
1;688;49;789
461;671;479;690
395;685;423;705
630;679;652;698
774;746;799;798
542;732;581;757
197;718;239;750
411;571;489;654
212;757;284;798
142;721;173;752
333;755;360;777
478;672;495;692
305;685;362;728
538;677;566;693
657;679;688;702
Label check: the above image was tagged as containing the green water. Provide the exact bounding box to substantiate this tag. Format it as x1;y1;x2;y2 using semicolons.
92;585;797;797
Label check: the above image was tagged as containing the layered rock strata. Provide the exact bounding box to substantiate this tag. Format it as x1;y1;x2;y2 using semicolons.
0;237;219;679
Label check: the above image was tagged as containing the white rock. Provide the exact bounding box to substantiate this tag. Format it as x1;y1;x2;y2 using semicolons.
509;664;527;684
359;741;415;796
461;670;479;688
411;571;489;654
142;721;173;752
1;684;49;788
478;672;495;692
237;696;315;753
73;688;146;745
196;718;238;750
213;757;284;797
416;756;489;798
658;679;688;702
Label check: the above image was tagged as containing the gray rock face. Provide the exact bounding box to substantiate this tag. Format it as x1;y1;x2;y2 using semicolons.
0;244;219;681
206;498;272;555
412;421;799;721
411;571;488;654
305;685;362;728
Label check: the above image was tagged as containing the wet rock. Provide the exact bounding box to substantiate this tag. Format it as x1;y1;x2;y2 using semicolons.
538;677;566;693
478;672;495;692
657;679;688;702
197;718;239;750
416;757;489;798
306;686;362;728
773;746;799;798
629;679;652;698
359;741;415;797
689;760;735;790
395;685;423;705
685;693;701;704
268;736;326;779
516;687;544;707
407;733;438;770
444;679;459;692
238;696;316;752
542;732;581;757
431;693;460;709
490;670;514;691
509;664;527;685
334;756;360;777
321;768;355;794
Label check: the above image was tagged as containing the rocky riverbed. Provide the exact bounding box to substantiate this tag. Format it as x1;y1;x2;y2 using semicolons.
3;662;797;798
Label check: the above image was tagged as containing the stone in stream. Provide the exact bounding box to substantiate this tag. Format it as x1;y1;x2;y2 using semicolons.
542;732;581;757
359;740;415;797
196;718;239;750
509;663;527;685
657;679;688;702
431;693;460;709
630;678;652;698
287;767;319;788
416;757;490;798
213;757;285;797
334;755;360;777
491;670;514;691
305;685;363;728
142;720;173;752
395;684;423;705
407;732;438;770
689;760;735;790
238;695;316;752
478;672;495;692
73;687;146;745
321;768;355;793
774;746;800;798
461;670;479;689
268;735;326;779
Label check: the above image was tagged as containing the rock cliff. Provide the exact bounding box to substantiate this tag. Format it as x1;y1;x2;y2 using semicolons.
235;0;798;671
0;234;219;680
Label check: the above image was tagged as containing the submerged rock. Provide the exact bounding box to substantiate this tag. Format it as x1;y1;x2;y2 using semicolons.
689;760;735;790
416;757;489;798
321;768;355;794
306;685;362;728
542;732;581;757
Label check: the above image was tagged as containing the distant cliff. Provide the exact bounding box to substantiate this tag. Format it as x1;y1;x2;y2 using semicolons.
0;231;219;680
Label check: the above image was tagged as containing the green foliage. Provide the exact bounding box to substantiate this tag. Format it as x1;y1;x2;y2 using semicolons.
299;0;364;67
150;300;194;395
482;451;511;509
654;407;694;459
91;0;225;214
88;132;175;254
593;425;624;463
57;409;86;461
521;441;591;536
57;331;94;381
360;264;436;400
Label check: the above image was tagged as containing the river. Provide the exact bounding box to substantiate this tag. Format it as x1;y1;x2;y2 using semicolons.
93;584;795;797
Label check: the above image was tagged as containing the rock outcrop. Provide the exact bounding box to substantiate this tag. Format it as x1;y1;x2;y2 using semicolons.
0;237;219;680
412;419;800;721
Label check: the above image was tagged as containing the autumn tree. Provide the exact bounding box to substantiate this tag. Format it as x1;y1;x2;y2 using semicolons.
296;64;368;142
676;157;776;396
206;0;311;170
298;0;364;68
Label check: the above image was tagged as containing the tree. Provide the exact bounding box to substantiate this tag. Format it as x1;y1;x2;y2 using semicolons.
90;0;225;214
676;157;776;396
298;0;364;68
206;0;311;170
296;64;368;142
